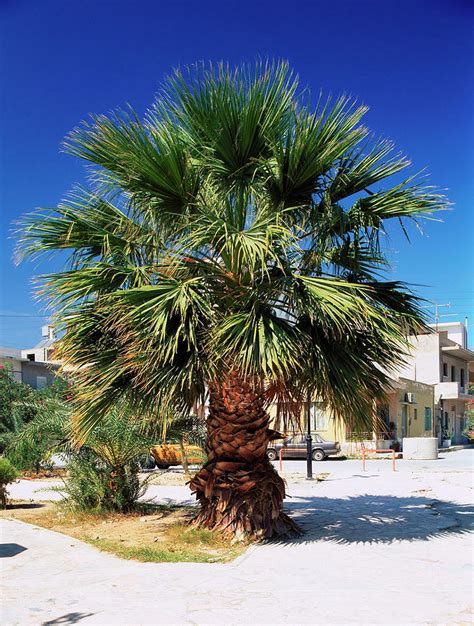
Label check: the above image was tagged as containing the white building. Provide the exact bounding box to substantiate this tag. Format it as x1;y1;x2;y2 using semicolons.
0;325;59;390
395;321;474;444
21;324;58;363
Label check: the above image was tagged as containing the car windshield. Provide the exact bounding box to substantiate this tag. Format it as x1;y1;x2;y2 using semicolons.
283;434;330;444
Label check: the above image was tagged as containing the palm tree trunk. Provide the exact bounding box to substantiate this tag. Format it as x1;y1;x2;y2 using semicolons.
179;438;190;477
189;371;299;539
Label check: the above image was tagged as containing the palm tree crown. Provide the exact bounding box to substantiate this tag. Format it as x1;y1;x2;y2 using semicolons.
17;61;445;437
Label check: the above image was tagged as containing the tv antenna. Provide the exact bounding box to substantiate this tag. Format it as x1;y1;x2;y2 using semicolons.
422;302;451;330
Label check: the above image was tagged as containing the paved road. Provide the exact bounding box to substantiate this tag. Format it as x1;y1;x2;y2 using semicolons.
274;445;474;476
1;450;473;625
11;449;472;505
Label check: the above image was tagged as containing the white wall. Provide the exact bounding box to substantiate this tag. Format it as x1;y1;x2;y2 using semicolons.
21;347;47;363
396;334;441;385
429;322;467;348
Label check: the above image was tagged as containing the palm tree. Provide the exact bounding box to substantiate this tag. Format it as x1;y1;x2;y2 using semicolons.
16;62;446;538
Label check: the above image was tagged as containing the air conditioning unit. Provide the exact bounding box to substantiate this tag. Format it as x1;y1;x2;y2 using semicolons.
405;392;416;404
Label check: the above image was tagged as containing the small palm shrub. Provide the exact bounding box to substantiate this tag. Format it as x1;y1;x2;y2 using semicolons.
61;405;153;513
62;450;143;513
0;458;19;508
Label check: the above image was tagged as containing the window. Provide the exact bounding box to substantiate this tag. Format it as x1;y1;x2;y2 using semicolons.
424;407;432;431
451;365;456;382
26;353;35;362
460;368;465;388
442;362;448;377
36;376;47;390
311;403;329;431
414;408;418;420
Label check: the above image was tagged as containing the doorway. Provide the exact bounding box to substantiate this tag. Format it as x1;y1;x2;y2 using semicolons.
402;405;408;438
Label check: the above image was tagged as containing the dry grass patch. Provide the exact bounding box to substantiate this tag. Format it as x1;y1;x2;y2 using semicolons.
142;470;193;486
1;500;247;563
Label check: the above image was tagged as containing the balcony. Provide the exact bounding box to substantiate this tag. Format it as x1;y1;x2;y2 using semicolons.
435;381;470;400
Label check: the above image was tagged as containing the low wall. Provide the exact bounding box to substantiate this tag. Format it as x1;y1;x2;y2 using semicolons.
402;437;438;460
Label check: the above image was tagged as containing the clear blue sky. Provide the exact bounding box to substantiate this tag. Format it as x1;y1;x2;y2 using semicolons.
1;0;473;349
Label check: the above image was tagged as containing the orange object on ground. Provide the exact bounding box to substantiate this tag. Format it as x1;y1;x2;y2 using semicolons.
362;447;396;472
151;444;205;468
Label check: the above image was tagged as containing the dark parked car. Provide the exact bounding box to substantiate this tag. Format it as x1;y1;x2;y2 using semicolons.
267;433;341;462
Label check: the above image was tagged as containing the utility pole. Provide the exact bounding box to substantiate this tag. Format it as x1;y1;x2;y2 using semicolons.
305;391;313;480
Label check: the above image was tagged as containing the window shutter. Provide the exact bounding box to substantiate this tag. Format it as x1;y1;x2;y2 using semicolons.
424;407;432;431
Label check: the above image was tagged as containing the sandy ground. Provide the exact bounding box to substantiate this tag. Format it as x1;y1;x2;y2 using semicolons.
1;450;473;625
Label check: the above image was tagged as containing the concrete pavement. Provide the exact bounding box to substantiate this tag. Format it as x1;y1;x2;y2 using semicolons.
1;450;473;625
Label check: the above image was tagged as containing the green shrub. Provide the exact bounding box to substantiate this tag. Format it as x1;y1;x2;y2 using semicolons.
61;404;153;513
0;458;18;508
6;397;69;472
61;451;145;513
0;362;71;455
0;362;35;452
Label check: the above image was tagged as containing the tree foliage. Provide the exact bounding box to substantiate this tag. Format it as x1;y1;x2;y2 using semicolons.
0;362;69;453
0;362;34;452
5;396;69;471
16;61;447;438
0;458;18;508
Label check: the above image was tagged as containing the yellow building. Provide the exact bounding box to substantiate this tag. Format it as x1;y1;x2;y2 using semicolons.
383;377;435;441
269;375;435;452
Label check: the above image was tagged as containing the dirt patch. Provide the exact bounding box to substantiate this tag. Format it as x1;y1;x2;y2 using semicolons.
143;469;194;486
1;500;246;563
282;472;330;484
20;469;68;480
19;468;196;486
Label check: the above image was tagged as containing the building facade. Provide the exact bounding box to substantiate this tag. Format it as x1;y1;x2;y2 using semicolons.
269;376;435;453
0;325;59;390
393;322;474;444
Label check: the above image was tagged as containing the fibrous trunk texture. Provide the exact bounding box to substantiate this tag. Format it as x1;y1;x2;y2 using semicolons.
189;372;299;539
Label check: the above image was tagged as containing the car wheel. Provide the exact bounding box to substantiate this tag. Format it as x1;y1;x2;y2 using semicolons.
139;455;156;470
312;449;325;461
156;463;170;470
267;449;277;461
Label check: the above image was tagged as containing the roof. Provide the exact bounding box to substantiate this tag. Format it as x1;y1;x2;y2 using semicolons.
428;321;466;329
20;358;59;369
0;347;22;359
441;345;474;362
0;353;59;369
34;338;56;349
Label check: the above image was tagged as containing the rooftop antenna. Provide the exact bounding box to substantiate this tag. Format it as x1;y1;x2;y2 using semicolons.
422;302;451;330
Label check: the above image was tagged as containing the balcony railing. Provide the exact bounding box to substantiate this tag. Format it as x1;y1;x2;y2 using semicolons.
436;381;469;399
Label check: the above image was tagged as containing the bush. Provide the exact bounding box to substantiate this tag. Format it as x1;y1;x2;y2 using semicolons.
0;362;35;452
62;451;144;513
6;397;69;472
61;404;153;513
0;458;18;508
0;362;71;455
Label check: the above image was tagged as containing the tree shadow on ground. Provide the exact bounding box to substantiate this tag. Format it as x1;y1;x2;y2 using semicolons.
0;543;27;557
6;502;45;510
42;613;94;625
276;495;474;545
